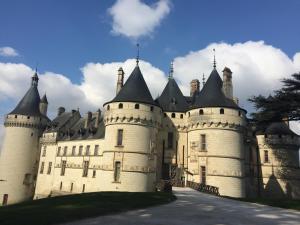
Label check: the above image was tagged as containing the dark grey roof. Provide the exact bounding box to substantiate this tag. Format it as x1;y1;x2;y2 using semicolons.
157;78;189;112
265;122;297;136
41;94;48;104
9;84;42;117
192;69;244;111
107;65;156;105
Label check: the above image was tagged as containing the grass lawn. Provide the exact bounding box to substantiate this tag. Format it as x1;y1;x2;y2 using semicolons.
229;197;300;211
0;191;176;225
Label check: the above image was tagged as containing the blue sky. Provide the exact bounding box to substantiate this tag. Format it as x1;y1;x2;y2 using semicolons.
1;0;300;81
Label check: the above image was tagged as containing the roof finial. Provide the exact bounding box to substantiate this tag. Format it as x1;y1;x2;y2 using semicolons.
31;65;39;87
168;60;174;79
202;73;206;86
213;48;216;69
136;43;140;66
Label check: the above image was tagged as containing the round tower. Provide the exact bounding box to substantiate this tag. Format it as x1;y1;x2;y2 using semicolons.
0;72;48;205
102;65;162;192
187;68;247;198
256;121;300;199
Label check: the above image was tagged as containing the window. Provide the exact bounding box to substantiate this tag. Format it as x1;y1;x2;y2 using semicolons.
60;182;63;190
40;162;45;174
201;166;206;185
47;162;52;175
188;112;190;117
107;105;110;110
239;111;241;116
135;104;139;109
199;109;204;115
27;116;30;119
57;147;61;156
94;145;99;156
167;132;173;148
93;170;96;178
118;103;123;109
114;161;121;182
15;115;17;118
72;146;76;156
82;161;89;177
164;113;167;117
79;146;83;156
42;146;46;157
63;146;67;156
264;150;269;163
201;134;206;151
171;113;175;118
23;173;31;185
180;114;183;119
2;194;8;206
150;106;154;112
220;108;224;114
61;160;66;176
85;145;90;155
82;184;85;193
70;183;73;192
117;129;123;146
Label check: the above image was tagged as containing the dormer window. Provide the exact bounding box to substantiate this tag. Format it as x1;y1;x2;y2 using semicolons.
118;103;123;109
171;113;175;118
199;109;204;115
220;108;224;114
171;97;176;104
135;104;140;109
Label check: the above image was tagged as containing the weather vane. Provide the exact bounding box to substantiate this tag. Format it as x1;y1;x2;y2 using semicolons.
202;73;206;86
213;48;216;69
168;60;174;79
136;43;140;65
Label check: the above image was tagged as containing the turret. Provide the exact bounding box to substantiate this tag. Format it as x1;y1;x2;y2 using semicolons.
222;67;233;99
39;94;48;116
103;64;161;192
116;67;124;95
0;71;48;205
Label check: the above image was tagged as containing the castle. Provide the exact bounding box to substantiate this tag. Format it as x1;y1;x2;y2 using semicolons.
0;57;300;206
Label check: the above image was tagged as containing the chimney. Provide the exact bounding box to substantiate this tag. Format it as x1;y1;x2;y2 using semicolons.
57;107;65;116
93;109;101;128
84;111;92;128
190;79;200;96
116;67;124;95
222;67;233;99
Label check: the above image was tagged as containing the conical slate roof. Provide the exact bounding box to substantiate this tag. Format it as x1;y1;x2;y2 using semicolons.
157;78;189;112
265;122;297;136
9;73;42;116
109;65;156;105
41;94;48;104
193;69;242;110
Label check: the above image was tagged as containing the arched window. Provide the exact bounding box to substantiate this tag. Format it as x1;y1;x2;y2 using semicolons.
199;109;204;115
118;103;123;109
107;105;110;111
220;108;224;114
180;114;183;119
171;113;175;118
150;106;154;112
135;104;140;109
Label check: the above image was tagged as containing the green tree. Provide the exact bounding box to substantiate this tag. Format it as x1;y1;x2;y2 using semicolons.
248;72;300;125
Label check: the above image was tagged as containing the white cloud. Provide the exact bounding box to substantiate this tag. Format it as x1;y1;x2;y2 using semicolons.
108;0;171;39
173;41;300;110
0;47;19;57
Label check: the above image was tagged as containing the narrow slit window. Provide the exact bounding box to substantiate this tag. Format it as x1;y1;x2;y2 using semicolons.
114;161;121;182
117;129;123;146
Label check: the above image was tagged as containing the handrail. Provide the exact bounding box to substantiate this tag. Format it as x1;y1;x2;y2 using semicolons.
186;181;220;196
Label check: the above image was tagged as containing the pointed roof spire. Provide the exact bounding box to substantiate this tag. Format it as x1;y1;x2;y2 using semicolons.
32;69;39;87
202;73;206;86
168;60;174;79
41;93;48;104
136;43;140;66
213;48;216;69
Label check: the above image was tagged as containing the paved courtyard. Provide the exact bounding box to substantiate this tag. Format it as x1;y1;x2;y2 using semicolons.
62;187;300;225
